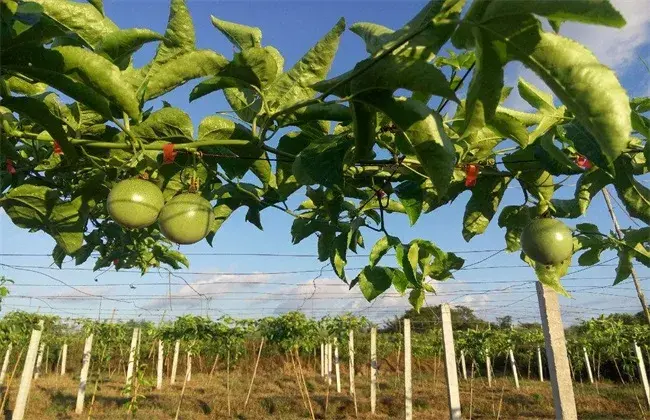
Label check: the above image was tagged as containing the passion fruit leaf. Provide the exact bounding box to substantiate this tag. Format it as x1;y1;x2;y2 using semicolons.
408;289;425;312
48;195;91;254
614;249;632;285
551;168;612;218
462;176;510;242
394;180;424;225
357;266;405;301
210;16;262;51
631;110;650;139
264;18;345;113
4;46;137;119
369;235;399;267
330;231;348;280
498;205;532;252
144;0;194;75
86;0;103;16
482;0;625;28
530;256;571;297
503;148;554;203
1;96;76;159
517;77;555;111
293;135;353;187
30;0;118;48
349;22;394;55
358;92;455;196
536;133;583;175
631;97;650;113
131;107;193;143
317;231;335;262
613;156;650;224
189;77;251;102
488;112;529;148
5;76;47;95
280;103;352;128
206;203;236;246
96;28;165;68
143;50;229;101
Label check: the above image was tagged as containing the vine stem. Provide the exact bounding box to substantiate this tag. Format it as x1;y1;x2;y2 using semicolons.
601;188;650;325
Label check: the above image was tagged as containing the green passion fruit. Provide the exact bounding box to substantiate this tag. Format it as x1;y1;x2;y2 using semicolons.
107;178;164;229
158;193;212;245
520;218;573;265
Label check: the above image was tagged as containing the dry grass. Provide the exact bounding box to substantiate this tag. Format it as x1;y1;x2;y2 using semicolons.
1;356;646;419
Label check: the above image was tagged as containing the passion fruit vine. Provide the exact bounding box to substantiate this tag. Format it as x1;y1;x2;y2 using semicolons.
520;218;574;265
107;178;165;229
158;193;212;245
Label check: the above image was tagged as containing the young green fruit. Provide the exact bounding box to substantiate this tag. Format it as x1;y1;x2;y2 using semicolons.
158;193;212;245
520;218;573;265
107;178;164;229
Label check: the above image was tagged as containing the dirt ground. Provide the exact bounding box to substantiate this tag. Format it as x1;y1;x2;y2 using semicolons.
1;357;647;419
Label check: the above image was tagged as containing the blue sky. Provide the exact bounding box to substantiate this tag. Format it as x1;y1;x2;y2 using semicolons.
0;0;649;326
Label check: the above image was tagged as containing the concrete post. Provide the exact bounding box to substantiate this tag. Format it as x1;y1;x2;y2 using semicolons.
334;338;341;393
157;340;164;390
536;282;578;420
509;349;520;389
13;320;44;420
186;351;192;382
349;330;355;395
126;328;138;385
60;343;68;375
634;342;650;408
486;352;493;388
583;347;594;384
442;304;461;420
33;342;45;379
320;343;324;377
170;340;180;385
370;326;377;414
537;347;544;381
327;342;332;386
460;350;467;381
0;343;12;385
404;319;412;420
75;334;94;414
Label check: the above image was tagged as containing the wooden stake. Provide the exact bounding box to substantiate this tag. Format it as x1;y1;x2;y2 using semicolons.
244;338;265;411
174;360;190;420
295;347;316;420
635;341;650;408
170;340;180;385
370;326;377;414
404;319;413;420
441;304;461;420
537;282;578;419
349;329;358;417
75;334;94;414
13;320;44;420
209;354;219;378
0;343;12;385
226;349;231;416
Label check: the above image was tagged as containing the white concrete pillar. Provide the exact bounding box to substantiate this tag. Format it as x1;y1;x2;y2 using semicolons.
460;350;467;380
157;340;164;390
126;328;139;385
170;340;180;385
13;320;44;420
33;343;45;379
509;349;520;389
334;339;341;393
75;334;94;414
60;343;68;376
370;326;377;414
583;347;594;384
441;304;461;420
537;347;544;382
404;319;412;420
0;343;12;385
348;330;355;395
635;342;650;408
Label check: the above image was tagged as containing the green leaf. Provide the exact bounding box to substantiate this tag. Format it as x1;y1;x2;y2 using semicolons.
265;18;345;113
30;0;118;47
369;235;400;267
131;107;193;143
1;96;76;159
0;184;57;230
503;148;554;203
86;0;103;15
613;156;650;224
330;232;348;280
210;16;262;51
462;176;510;241
5;76;47;95
481;0;626;28
357;266;406;301
578;247;605;266
631;97;650;113
349;22;394;55
5;45;140;119
358;92;455;196
488;112;529;148
631;110;650;139
551;168;611;218
97;28;165;68
49;196;89;254
147;0;194;73
394;181;424;225
280;103;352;128
531;257;571;297
614;249;632;285
190;76;252;102
317;231;335;262
206;203;235;246
409;289;425;312
576;223;600;234
293;135;353;187
498;205;532;252
144;50;229;101
517;77;555;112
537;133;583;175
